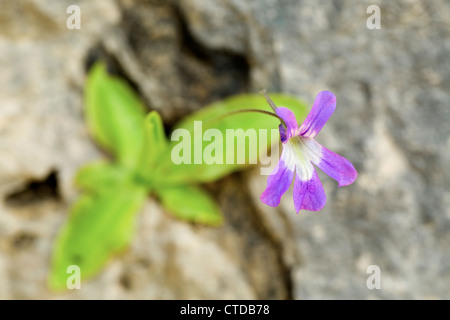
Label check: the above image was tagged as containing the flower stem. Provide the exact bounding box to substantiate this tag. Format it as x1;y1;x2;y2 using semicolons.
260;89;278;113
214;108;287;128
205;91;286;128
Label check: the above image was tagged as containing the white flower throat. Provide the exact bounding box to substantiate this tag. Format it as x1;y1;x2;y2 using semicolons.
283;136;322;181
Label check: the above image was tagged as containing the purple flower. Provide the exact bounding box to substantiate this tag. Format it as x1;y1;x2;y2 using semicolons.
260;91;357;212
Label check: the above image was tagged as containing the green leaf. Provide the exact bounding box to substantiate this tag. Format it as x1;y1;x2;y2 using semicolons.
156;185;223;226
153;93;308;184
49;185;147;290
84;62;146;170
136;111;169;182
75;161;134;192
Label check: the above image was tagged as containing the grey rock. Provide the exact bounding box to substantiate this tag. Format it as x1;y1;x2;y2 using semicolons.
249;0;450;299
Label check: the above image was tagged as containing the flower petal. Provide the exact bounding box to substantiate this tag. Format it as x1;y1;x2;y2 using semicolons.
293;168;326;212
278;123;288;143
299;91;336;138
260;155;294;207
276;107;299;142
312;143;357;187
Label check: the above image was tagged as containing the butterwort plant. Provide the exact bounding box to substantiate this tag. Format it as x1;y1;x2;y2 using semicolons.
260;91;357;212
49;62;309;289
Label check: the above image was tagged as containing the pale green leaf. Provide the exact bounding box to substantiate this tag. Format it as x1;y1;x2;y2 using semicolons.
48;185;147;290
136;111;169;182
156;185;223;226
75;160;134;192
84;63;146;169
152;93;308;184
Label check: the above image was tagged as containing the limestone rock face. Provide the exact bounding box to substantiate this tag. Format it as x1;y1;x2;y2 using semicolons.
0;0;449;299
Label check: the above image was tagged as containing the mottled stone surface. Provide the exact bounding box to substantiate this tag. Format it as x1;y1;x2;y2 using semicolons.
0;0;449;299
